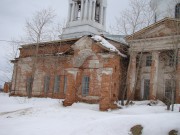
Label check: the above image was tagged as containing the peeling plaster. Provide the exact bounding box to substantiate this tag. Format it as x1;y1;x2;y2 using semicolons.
66;68;79;80
101;68;113;75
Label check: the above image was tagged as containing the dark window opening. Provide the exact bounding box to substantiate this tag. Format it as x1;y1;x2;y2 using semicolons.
82;76;90;96
175;3;180;18
44;76;50;95
165;79;173;101
146;55;152;67
165;51;178;67
76;1;82;20
169;56;174;67
26;76;33;98
54;75;60;93
95;3;100;23
64;76;67;94
143;79;150;100
165;79;176;102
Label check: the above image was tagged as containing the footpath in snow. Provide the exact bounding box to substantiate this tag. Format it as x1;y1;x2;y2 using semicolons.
0;93;179;135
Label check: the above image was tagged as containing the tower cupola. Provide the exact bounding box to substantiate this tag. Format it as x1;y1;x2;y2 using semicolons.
62;0;107;39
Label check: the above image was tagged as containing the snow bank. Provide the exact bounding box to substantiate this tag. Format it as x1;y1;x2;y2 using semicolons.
91;35;127;58
0;93;180;135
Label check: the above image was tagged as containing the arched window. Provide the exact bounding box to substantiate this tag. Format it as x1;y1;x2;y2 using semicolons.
175;3;180;18
76;0;82;20
95;2;100;23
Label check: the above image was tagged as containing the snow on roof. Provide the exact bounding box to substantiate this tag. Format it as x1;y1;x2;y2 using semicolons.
103;34;128;45
91;35;127;58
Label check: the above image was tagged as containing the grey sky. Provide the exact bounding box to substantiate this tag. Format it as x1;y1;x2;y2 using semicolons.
0;0;129;85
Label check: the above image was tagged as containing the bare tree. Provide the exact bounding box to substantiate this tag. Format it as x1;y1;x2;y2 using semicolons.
25;8;56;43
2;39;22;81
110;0;154;35
49;19;66;40
111;0;154;105
24;8;56;98
161;20;180;111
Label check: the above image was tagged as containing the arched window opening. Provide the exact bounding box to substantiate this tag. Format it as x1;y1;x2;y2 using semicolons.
95;2;100;23
72;0;82;20
77;1;81;20
91;1;95;20
175;3;180;19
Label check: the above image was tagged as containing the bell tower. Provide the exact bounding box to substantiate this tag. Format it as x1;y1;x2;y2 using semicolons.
62;0;107;39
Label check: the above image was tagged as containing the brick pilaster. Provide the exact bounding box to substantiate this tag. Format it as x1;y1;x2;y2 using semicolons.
99;68;117;111
176;49;180;103
63;68;79;106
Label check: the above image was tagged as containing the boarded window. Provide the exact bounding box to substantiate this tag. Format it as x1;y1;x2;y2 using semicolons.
64;76;67;94
143;79;150;100
26;76;33;98
44;76;50;94
82;76;90;96
165;79;174;101
54;75;60;93
146;55;152;67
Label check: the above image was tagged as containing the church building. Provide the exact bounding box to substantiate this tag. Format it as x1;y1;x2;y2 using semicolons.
10;0;180;111
126;0;180;104
10;0;128;111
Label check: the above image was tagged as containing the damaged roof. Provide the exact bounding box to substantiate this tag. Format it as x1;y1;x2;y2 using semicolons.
20;38;80;48
103;34;128;45
20;34;129;49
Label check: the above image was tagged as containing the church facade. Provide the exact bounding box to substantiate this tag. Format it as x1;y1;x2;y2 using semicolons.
126;0;180;104
10;0;180;111
10;0;128;111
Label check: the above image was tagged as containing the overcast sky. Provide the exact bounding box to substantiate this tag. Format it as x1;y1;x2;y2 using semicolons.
0;0;130;85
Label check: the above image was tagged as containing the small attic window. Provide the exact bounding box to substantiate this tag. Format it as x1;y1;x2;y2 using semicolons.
175;3;180;19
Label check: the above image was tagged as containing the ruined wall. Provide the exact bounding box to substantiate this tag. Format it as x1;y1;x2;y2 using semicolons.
176;49;180;103
11;36;128;110
12;57;33;96
3;82;11;93
11;55;73;98
19;40;77;58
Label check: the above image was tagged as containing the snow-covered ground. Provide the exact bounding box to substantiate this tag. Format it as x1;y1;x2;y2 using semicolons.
0;93;179;135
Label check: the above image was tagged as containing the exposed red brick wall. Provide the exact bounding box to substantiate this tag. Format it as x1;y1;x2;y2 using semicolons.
11;37;128;110
3;82;11;93
99;71;118;111
63;69;78;106
176;49;180;103
19;39;78;58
